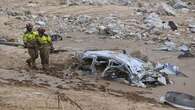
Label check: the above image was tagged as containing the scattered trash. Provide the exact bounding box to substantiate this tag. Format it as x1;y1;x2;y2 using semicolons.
168;21;177;31
160;91;195;110
154;42;194;59
75;50;178;88
155;63;181;75
178;51;194;58
154;40;177;52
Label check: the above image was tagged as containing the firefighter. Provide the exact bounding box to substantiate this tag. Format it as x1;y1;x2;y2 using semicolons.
22;23;38;68
37;28;53;70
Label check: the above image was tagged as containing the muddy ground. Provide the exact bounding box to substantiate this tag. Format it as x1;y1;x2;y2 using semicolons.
0;0;195;110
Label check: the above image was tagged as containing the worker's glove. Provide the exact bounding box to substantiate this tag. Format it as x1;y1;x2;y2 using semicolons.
24;43;28;48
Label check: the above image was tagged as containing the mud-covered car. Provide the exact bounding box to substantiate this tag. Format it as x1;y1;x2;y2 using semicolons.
75;50;174;88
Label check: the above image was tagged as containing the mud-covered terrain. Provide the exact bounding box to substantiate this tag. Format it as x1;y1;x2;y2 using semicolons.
0;0;195;110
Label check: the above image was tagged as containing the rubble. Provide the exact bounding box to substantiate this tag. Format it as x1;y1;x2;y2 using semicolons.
154;41;195;58
172;0;189;9
63;0;133;6
178;44;194;58
154;40;177;52
189;23;195;33
159;3;176;16
155;63;181;75
74;50;182;88
144;13;163;29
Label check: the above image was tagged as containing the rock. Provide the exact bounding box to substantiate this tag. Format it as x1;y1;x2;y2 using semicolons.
106;23;124;35
97;25;107;34
144;13;163;28
77;15;91;24
189;23;195;33
159;3;176;16
24;10;31;16
178;8;189;13
85;23;98;34
173;0;188;9
7;10;23;16
0;37;7;42
168;21;178;31
190;28;195;33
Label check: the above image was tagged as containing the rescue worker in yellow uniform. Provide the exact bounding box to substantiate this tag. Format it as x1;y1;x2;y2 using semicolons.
37;28;53;70
22;23;38;68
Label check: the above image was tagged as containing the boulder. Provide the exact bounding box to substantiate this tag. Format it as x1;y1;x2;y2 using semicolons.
173;0;188;9
144;13;163;28
189;23;195;33
159;3;176;16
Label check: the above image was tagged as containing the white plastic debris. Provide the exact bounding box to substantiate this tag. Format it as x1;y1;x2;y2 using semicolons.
158;76;167;85
158;63;180;75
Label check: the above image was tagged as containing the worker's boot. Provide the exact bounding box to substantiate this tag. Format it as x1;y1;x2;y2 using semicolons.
31;60;38;70
42;64;49;71
31;64;38;70
26;59;32;67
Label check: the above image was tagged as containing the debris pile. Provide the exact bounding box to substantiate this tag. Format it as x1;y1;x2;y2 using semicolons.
63;0;133;6
38;15;131;39
74;50;182;88
154;40;195;58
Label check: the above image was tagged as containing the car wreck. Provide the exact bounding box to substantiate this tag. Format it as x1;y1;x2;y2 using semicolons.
74;50;180;88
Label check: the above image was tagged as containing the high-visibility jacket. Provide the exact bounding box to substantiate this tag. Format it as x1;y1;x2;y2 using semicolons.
37;34;52;45
23;31;38;43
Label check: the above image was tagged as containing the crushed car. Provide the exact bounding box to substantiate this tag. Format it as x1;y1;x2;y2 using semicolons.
74;50;182;88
